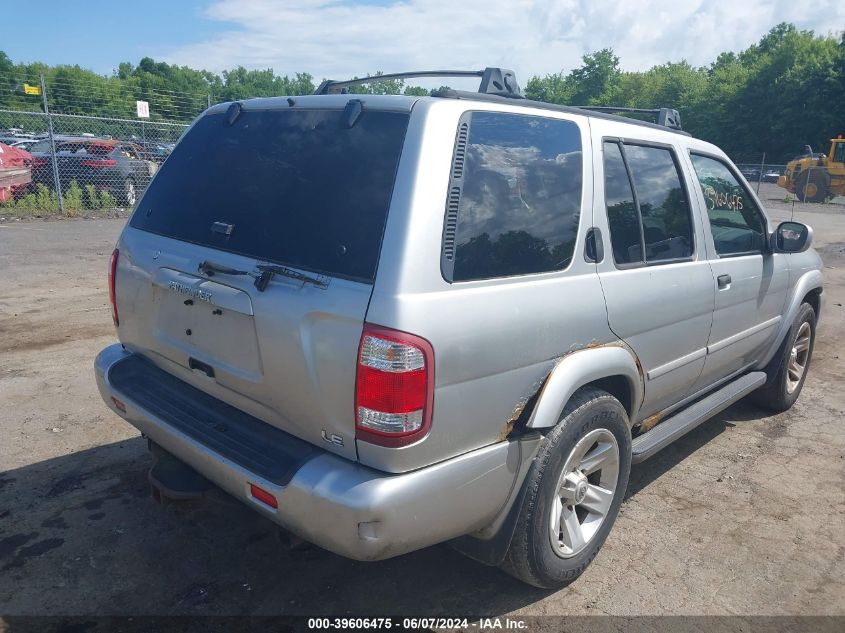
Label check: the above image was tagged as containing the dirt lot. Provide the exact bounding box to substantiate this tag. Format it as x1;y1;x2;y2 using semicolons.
1;183;844;618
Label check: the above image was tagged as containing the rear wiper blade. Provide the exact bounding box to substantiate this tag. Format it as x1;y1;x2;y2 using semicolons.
254;264;330;291
198;260;250;277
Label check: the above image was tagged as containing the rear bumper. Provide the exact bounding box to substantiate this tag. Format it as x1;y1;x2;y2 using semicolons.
95;344;526;560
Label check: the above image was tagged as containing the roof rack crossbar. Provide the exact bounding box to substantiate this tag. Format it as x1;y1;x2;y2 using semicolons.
314;68;522;98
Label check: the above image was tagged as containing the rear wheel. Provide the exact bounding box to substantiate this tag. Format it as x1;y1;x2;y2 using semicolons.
797;170;829;203
501;387;631;588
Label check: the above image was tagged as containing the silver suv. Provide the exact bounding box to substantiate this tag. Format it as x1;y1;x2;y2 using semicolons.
95;68;823;588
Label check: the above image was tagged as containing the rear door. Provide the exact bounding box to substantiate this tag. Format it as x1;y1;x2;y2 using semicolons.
115;103;411;460
592;129;715;420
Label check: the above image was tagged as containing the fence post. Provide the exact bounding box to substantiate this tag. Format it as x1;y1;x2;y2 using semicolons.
40;73;64;214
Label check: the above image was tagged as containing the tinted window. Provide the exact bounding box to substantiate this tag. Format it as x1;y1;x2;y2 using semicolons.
690;154;766;256
130;108;409;282
624;145;693;262
834;142;845;164
450;112;582;281
603;142;642;264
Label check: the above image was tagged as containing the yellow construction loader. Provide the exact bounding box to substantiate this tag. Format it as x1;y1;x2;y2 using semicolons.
778;135;845;202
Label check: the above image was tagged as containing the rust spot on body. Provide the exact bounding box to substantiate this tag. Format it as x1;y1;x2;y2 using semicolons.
638;411;663;433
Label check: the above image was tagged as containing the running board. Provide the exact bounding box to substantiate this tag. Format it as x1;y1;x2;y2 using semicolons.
631;371;766;464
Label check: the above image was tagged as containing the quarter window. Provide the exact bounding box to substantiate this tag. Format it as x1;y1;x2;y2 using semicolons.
690;154;766;256
446;112;583;281
603;141;694;266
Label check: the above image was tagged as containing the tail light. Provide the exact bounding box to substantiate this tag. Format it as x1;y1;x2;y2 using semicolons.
109;248;119;326
355;324;434;447
82;158;117;168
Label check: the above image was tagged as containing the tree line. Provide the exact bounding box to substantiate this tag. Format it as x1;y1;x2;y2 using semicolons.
0;23;842;163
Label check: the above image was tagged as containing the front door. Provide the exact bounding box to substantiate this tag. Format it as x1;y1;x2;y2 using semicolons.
686;153;789;392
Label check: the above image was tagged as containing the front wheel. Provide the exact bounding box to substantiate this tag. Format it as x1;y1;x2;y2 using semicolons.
501;387;631;588
752;302;816;412
797;170;829;203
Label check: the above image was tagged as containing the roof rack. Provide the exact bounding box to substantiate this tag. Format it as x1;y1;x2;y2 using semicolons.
314;67;522;98
315;67;683;132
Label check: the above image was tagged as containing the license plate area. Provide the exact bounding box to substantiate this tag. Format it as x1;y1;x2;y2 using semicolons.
152;268;263;382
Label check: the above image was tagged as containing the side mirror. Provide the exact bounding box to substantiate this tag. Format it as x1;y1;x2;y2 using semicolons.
771;221;812;253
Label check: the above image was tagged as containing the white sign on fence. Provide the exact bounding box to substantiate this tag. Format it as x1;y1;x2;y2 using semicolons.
136;100;150;118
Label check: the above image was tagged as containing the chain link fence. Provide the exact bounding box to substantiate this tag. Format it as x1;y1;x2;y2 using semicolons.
0;73;195;215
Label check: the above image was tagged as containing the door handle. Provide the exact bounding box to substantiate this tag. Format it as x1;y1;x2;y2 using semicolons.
717;274;732;289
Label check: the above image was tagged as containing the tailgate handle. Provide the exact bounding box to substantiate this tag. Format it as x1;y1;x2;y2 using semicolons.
188;357;215;378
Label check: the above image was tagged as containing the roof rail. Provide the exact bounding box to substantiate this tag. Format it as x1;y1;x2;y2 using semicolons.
570;106;682;130
431;89;690;136
314;67;523;98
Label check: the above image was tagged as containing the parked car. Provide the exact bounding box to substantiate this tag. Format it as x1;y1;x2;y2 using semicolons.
130;140;175;164
11;138;42;152
762;169;781;183
95;68;823;588
738;165;761;182
31;139;157;205
0;142;32;202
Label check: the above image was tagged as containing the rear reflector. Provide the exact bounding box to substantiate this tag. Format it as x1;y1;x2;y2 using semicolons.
108;248;119;326
355;324;434;447
111;397;127;412
249;484;278;508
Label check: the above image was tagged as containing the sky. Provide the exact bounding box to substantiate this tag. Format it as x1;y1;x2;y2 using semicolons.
4;0;844;85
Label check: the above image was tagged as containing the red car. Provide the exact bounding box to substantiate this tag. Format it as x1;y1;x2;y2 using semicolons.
0;142;32;202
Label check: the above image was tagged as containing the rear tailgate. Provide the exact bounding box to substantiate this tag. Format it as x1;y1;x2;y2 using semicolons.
113;102;411;461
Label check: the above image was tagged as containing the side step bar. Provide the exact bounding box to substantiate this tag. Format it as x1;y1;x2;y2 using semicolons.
631;371;766;464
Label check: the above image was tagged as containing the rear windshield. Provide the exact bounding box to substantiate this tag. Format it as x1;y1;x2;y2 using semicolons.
130;108;409;282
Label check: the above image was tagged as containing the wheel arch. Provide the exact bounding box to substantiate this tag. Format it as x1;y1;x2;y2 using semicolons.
526;345;643;429
758;269;823;369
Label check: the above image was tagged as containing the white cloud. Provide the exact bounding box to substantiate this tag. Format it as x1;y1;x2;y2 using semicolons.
162;0;845;84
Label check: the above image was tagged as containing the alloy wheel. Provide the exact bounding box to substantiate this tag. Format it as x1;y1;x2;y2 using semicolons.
786;321;811;394
549;428;620;558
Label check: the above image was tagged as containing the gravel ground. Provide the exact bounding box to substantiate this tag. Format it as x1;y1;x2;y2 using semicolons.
0;183;843;618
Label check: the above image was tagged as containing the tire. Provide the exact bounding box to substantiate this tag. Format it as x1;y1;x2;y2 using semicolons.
124;178;137;206
501;387;631;588
796;170;829;203
751;302;816;412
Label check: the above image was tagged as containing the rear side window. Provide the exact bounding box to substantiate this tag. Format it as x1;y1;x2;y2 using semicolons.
444;111;583;281
603;141;693;266
603;143;642;263
131;108;409;282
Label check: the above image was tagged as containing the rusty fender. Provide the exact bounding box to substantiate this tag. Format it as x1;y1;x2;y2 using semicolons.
524;342;644;430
